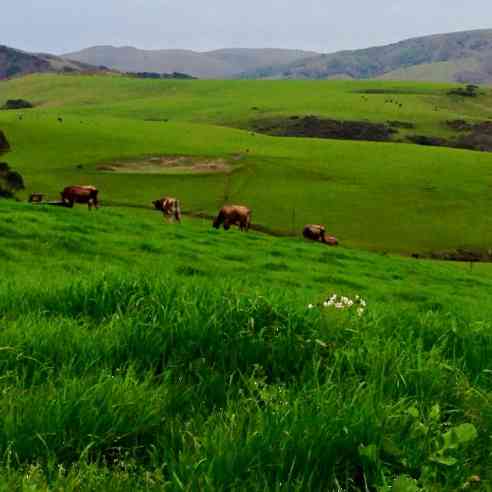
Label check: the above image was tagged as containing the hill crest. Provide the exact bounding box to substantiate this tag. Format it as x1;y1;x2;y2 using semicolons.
240;29;492;83
0;45;109;80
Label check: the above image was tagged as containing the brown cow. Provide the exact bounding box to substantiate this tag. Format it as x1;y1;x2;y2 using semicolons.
153;197;182;223
303;224;338;246
61;185;99;210
213;205;251;232
28;193;44;203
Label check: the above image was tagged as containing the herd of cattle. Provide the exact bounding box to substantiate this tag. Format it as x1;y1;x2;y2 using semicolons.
29;185;338;246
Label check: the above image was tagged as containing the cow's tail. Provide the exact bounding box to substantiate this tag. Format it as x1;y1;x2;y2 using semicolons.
175;199;182;223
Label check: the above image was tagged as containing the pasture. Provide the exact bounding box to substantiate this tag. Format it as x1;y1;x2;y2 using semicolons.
2;75;492;489
0;75;492;253
1;201;492;489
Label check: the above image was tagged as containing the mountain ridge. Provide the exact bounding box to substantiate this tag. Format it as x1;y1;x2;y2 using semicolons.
63;46;318;79
239;29;492;82
2;28;492;83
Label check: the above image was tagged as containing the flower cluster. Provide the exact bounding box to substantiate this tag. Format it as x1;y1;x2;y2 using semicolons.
308;294;367;316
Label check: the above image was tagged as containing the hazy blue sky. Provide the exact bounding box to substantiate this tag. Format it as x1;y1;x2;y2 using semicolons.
3;0;492;54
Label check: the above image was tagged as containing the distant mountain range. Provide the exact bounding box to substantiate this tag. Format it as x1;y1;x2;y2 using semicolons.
63;47;318;79
64;29;492;83
1;29;492;83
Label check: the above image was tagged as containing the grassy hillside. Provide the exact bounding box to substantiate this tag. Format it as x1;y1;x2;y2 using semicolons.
378;57;483;83
1;75;492;254
242;29;492;83
1;200;492;489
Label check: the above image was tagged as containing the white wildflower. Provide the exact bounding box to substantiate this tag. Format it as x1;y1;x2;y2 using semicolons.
360;300;367;307
308;304;314;309
357;307;364;317
335;303;344;309
323;301;329;308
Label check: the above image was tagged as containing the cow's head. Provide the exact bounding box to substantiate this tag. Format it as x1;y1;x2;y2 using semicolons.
153;200;163;211
212;216;221;229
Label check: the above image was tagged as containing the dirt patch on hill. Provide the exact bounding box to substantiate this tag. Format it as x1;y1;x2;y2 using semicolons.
251;115;397;142
97;156;234;174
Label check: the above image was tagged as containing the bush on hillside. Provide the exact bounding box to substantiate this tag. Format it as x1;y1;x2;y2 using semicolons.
0;162;25;198
1;99;34;110
0;130;9;152
447;84;480;97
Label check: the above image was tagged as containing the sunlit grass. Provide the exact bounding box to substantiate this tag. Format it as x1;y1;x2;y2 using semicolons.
1;201;492;489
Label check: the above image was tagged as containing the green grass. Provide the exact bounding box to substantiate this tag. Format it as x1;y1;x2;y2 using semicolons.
378;57;482;83
2;76;492;489
1;201;492;490
1;75;492;253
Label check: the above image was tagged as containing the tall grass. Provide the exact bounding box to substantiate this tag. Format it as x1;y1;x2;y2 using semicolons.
1;202;492;489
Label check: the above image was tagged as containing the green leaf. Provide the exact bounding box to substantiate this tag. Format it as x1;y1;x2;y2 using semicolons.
359;443;378;464
443;423;478;450
407;406;419;419
431;455;458;466
392;475;421;492
429;403;440;422
411;421;428;438
382;438;403;458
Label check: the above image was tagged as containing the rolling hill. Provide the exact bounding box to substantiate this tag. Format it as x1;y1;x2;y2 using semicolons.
0;45;109;80
1;74;492;255
240;29;492;83
63;46;318;79
4;29;492;82
2;73;492;490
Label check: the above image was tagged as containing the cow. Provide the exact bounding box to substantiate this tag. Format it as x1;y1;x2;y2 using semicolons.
152;197;182;223
213;205;251;232
303;224;338;246
28;193;44;203
61;185;99;210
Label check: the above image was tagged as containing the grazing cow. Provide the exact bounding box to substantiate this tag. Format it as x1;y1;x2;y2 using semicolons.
213;205;251;232
28;193;44;203
303;224;338;246
61;185;99;210
153;197;182;223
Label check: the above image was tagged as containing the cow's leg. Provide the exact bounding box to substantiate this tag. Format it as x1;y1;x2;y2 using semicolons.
175;201;182;223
